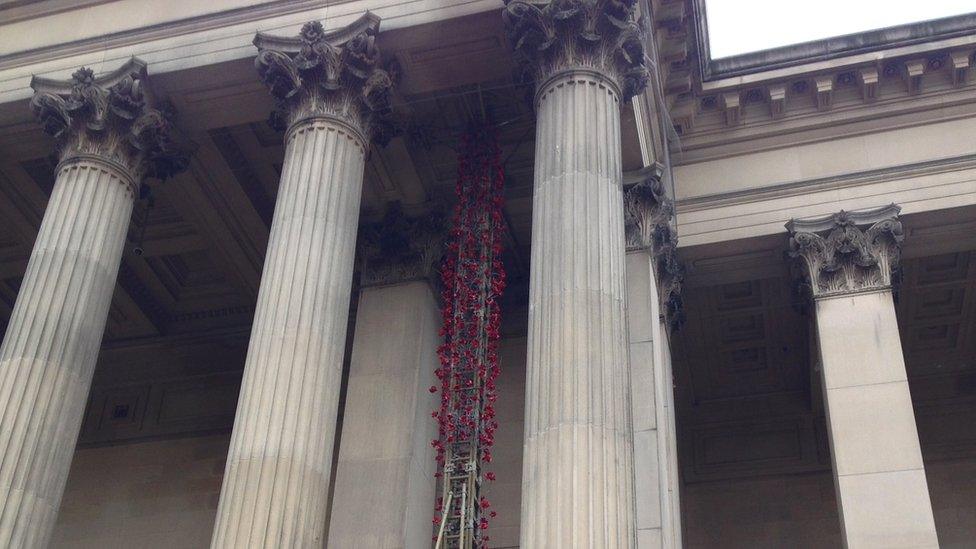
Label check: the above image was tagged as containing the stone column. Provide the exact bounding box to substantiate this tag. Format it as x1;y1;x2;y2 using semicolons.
211;15;394;548
623;169;683;549
327;209;442;548
504;1;650;546
788;206;939;549
0;59;186;548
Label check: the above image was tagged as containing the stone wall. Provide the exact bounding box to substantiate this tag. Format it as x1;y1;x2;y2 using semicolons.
481;337;527;548
51;434;229;548
682;471;841;549
928;458;976;548
48;332;973;549
682;458;976;549
49;336;529;549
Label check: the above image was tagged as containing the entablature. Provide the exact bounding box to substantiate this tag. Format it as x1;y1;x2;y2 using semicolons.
651;0;976;161
0;0;499;106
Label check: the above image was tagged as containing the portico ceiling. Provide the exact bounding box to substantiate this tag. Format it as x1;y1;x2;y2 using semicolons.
0;9;645;346
672;207;976;483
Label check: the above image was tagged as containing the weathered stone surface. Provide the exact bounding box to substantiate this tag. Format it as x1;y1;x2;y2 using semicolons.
508;1;638;540
814;292;938;548
625;250;682;548
327;280;439;548
0;58;187;548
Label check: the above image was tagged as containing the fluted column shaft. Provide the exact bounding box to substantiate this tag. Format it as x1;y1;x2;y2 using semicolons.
0;158;134;548
212;118;365;548
521;69;635;547
0;58;187;548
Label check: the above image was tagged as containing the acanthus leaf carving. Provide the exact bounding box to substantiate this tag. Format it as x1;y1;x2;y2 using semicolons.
29;58;190;189
787;205;903;298
624;164;667;250
253;14;395;145
624;164;684;331
502;0;650;101
654;222;684;333
359;206;445;288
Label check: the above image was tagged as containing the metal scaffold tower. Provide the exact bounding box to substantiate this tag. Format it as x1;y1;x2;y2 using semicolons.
432;125;506;549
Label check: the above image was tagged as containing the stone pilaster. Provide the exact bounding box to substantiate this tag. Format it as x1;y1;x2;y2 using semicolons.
328;209;442;547
504;1;649;545
211;14;394;548
623;167;682;548
788;205;939;548
0;58;186;548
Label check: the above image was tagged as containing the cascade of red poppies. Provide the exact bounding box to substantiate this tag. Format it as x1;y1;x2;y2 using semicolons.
431;125;506;549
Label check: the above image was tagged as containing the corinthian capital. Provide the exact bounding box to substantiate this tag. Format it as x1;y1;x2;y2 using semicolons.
502;0;650;100
253;13;395;144
624;163;669;251
359;207;444;288
624;165;683;331
787;205;903;299
29;58;189;190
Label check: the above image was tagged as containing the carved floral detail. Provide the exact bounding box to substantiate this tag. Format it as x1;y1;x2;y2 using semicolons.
502;0;650;101
787;205;903;298
624;165;684;331
29;59;189;187
253;14;395;143
359;206;444;288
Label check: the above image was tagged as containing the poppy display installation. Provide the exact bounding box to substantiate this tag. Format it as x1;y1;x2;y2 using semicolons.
431;125;506;549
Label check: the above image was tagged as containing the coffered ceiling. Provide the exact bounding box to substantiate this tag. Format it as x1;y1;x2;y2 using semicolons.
673;227;976;483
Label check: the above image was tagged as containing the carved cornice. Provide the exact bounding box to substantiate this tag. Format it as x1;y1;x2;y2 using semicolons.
787;205;903;299
624;164;684;331
359;207;444;288
253;13;395;145
502;0;650;102
29;57;189;191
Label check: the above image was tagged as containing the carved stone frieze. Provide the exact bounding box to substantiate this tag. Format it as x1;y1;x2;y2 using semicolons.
359;206;444;288
502;0;650;101
624;164;684;331
29;58;189;190
787;205;903;299
253;13;395;144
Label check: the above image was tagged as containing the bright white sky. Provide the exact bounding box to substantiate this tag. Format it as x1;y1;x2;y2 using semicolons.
706;0;976;59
